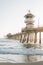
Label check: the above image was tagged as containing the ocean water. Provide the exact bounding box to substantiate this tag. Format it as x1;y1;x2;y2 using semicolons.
0;38;43;63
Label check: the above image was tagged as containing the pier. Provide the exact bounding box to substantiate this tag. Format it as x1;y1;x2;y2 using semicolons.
9;11;43;44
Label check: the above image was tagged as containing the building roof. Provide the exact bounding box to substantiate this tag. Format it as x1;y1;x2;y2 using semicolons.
24;11;35;18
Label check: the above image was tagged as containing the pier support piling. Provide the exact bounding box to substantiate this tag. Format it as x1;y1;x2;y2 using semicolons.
20;34;22;42
39;32;41;44
34;32;37;43
26;33;29;43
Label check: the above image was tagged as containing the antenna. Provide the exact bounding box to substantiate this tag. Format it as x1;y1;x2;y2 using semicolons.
28;10;30;13
38;18;40;27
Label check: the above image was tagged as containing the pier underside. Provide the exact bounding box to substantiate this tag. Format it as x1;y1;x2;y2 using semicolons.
13;27;43;45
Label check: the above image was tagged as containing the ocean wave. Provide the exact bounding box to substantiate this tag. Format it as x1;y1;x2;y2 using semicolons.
0;38;43;55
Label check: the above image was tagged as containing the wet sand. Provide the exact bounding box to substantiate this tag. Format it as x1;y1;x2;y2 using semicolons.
0;61;43;65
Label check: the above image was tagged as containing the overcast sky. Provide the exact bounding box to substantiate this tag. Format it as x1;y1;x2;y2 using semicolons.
0;0;43;37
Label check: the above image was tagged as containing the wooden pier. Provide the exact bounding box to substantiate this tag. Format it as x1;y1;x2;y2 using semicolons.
8;11;43;44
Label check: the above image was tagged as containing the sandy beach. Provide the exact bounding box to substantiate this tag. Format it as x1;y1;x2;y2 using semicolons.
0;61;43;65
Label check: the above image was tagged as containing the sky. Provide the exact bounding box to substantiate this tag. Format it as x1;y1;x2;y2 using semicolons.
0;0;43;37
